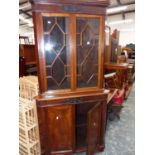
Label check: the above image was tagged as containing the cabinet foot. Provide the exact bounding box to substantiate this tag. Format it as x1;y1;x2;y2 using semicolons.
97;145;105;152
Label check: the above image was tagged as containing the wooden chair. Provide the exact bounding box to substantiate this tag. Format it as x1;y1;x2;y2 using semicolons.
104;72;118;89
104;73;124;121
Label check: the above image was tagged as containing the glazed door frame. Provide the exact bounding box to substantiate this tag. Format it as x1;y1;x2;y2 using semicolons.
75;14;104;90
33;12;105;94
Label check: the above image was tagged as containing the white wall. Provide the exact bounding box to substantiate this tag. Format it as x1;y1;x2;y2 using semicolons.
106;13;135;46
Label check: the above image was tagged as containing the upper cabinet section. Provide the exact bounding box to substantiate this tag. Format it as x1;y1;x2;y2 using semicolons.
32;0;109;94
40;14;102;91
31;0;109;15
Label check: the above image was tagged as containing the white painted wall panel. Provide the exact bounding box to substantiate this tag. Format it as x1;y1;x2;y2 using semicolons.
107;13;135;46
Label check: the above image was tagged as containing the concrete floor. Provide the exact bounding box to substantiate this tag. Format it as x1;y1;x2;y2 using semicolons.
76;83;135;155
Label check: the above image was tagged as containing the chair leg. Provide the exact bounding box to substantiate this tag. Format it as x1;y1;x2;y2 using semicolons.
116;113;120;120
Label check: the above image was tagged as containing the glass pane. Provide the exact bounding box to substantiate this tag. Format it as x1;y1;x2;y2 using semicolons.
76;17;99;88
43;16;70;90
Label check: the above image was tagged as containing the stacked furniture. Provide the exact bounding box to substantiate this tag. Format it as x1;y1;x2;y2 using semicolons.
19;76;39;100
121;47;135;84
19;76;41;155
104;28;121;63
19;44;37;76
104;63;128;89
19;97;41;155
104;72;124;121
31;0;109;154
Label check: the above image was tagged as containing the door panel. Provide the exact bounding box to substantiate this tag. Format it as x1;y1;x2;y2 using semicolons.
76;17;100;88
87;102;101;155
42;16;71;90
46;105;75;152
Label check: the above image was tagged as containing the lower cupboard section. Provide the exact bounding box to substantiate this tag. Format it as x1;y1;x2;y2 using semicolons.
37;97;107;155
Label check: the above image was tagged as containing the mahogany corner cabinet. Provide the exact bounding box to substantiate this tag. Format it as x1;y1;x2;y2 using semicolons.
31;0;109;154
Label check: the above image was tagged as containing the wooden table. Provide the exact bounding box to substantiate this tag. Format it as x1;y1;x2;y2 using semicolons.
104;63;128;88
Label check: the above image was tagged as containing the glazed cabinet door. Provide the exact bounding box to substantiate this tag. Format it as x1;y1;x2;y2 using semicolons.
40;14;71;91
76;15;104;89
38;105;75;154
34;13;104;93
87;102;101;155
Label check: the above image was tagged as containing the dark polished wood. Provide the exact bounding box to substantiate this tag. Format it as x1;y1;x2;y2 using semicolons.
19;44;37;76
104;63;128;88
31;0;109;7
33;12;47;93
104;26;111;63
87;102;101;155
104;62;128;70
32;0;109;154
104;62;129;99
19;44;36;65
36;93;108;154
46;105;74;154
19;56;26;77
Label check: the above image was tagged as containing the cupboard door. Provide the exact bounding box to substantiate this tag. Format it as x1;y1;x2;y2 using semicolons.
87;102;101;155
42;16;71;90
46;105;75;153
76;17;100;88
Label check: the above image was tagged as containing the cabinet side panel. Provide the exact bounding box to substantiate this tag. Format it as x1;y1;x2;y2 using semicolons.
37;106;48;154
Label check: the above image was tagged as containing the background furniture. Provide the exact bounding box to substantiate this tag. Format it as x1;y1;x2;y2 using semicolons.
121;47;135;84
104;28;121;63
104;72;118;89
19;44;37;76
19;76;40;155
111;29;121;63
19;44;36;65
104;74;124;121
104;26;111;63
19;56;26;77
104;62;131;99
104;63;128;88
117;54;127;63
31;0;109;154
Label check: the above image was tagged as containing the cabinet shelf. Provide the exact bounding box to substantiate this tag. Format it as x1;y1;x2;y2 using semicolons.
76;115;87;127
